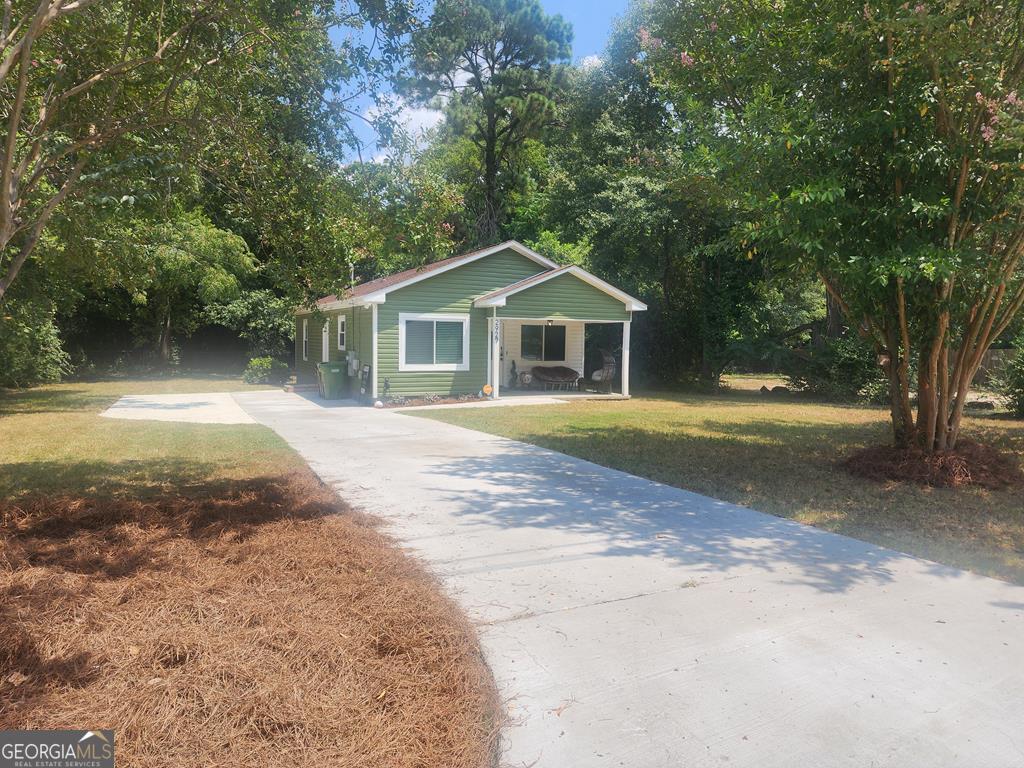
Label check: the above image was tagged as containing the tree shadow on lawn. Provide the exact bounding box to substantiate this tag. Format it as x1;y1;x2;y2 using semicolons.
420;437;972;598
0;388;116;417
0;471;339;719
0;458;228;500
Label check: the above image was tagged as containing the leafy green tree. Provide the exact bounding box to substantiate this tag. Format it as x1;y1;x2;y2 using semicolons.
406;0;572;243
0;0;416;307
0;295;69;386
648;0;1024;450
204;289;294;359
529;23;813;385
105;210;254;361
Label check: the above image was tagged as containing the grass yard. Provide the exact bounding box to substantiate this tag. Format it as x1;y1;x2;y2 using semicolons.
1;378;497;768
414;388;1024;585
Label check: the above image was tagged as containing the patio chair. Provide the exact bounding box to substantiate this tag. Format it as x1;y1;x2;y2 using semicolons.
590;350;617;393
531;365;580;391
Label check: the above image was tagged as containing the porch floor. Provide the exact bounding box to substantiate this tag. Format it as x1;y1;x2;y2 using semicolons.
399;391;628;411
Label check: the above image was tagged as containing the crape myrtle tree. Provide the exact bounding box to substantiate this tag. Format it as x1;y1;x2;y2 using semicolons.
405;0;572;244
647;0;1024;451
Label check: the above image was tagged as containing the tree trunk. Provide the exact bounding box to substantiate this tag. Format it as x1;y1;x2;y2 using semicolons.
825;290;844;338
478;112;500;244
159;307;172;363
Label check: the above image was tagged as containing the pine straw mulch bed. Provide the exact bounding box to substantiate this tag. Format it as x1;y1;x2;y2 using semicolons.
0;472;499;768
843;439;1024;489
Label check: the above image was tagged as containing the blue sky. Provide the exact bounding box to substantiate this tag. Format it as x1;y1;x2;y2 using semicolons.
552;0;629;63
339;0;629;160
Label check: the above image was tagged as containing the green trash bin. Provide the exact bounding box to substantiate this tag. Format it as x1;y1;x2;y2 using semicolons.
317;361;348;399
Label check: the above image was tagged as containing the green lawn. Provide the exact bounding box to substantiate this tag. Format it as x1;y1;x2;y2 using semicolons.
413;389;1024;584
0;376;293;499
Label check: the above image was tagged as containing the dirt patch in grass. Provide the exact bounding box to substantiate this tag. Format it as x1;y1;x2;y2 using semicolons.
0;472;498;768
843;440;1024;489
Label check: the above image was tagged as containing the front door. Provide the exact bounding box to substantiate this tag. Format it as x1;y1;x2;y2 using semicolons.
322;321;330;363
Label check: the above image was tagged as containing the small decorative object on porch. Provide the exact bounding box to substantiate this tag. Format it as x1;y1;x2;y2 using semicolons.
590;350;617;393
509;360;518;389
531;365;580;391
483;383;493;396
519;371;533;388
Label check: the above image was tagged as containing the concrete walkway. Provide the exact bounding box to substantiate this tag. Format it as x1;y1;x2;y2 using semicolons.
232;391;1024;768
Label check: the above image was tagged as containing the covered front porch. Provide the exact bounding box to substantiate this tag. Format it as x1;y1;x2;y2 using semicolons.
486;317;632;400
473;264;644;401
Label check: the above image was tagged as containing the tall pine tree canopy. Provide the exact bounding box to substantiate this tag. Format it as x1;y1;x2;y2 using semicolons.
405;0;572;244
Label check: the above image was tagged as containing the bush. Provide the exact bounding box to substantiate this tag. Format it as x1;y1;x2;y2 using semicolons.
242;356;289;385
0;298;71;387
782;335;887;402
992;338;1024;418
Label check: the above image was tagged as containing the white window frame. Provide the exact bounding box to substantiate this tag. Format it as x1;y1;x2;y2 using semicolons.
398;312;471;372
302;319;308;361
321;320;330;363
337;315;346;351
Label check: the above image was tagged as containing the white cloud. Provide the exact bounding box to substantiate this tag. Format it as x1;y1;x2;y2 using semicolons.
399;103;445;135
364;94;445;145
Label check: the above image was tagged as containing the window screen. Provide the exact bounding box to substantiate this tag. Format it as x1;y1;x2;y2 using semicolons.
405;320;435;365
435;321;464;364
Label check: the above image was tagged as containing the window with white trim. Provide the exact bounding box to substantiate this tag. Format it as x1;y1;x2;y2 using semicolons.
399;313;470;372
337;315;346;351
302;319;308;360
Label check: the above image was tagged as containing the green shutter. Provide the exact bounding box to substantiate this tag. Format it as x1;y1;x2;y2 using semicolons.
405;320;434;364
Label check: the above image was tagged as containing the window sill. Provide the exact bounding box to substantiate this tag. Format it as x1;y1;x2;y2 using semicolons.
399;363;470;373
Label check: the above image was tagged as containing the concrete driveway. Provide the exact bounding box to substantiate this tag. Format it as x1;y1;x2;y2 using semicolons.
232;391;1024;768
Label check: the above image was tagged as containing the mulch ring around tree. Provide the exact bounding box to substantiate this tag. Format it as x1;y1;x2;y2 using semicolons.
843;440;1024;489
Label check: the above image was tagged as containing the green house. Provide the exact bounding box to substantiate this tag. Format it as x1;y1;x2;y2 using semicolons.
294;240;646;400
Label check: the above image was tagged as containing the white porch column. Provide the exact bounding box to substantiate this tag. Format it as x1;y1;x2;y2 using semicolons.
621;319;631;397
490;310;501;399
370;303;379;398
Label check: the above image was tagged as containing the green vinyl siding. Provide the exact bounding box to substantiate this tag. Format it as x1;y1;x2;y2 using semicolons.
496;273;631;322
295;307;361;385
377;248;545;396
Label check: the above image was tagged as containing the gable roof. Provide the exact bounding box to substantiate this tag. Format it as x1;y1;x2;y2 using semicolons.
474;264;647;312
304;241;558;312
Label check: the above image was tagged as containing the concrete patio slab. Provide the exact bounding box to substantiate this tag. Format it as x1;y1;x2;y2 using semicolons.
229;390;1024;768
101;392;256;424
